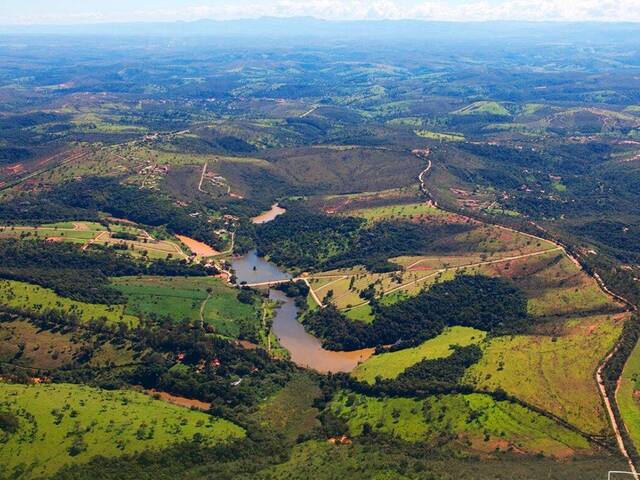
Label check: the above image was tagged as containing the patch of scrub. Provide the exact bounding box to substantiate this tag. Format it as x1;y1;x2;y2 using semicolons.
352;326;485;383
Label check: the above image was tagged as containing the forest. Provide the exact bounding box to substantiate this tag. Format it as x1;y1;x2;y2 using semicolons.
303;275;528;350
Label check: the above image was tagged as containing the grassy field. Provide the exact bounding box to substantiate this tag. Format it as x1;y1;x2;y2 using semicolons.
471;251;615;317
307;225;559;311
617;338;640;452
0;320;140;370
453;101;511;116
307;213;614;320
352;326;485;383
415;130;465;141
0;279;138;326
0;222;105;244
0;383;244;480
0;221;188;261
252;375;321;442
251;439;622;480
113;276;260;338
345;202;444;222
465;313;626;435
330;391;592;457
304;200;626;438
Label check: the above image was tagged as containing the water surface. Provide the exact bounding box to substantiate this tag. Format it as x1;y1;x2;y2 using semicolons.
231;250;291;285
231;251;374;373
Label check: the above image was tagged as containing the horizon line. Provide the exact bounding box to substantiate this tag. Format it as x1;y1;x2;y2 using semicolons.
2;16;640;28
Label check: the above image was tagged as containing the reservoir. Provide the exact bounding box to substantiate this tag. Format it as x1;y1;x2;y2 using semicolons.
231;250;375;373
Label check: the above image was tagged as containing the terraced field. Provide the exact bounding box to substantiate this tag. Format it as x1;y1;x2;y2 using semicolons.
0;383;244;479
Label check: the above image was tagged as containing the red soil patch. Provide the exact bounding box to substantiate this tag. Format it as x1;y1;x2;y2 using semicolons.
3;163;24;175
408;264;435;272
145;389;211;411
236;340;260;350
176;235;220;257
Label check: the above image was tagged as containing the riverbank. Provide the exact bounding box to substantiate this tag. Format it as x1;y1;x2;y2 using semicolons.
231;250;374;373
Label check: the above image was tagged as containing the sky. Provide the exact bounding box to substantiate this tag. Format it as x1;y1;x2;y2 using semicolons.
2;0;640;24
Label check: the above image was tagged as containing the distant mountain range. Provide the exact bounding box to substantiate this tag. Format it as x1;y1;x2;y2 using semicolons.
1;16;640;44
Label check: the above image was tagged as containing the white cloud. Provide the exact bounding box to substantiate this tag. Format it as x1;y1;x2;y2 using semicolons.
5;0;640;24
154;0;640;22
155;0;640;22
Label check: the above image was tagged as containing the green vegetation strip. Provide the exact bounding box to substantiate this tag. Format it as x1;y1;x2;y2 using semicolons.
618;338;640;452
352;326;486;383
330;391;591;456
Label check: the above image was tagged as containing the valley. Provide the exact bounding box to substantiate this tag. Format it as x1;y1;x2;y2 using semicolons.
1;21;640;479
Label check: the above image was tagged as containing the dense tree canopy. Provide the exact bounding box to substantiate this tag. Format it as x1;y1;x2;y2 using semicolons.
304;275;528;350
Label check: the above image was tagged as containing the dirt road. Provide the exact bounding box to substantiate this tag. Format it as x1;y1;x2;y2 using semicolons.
198;162;208;193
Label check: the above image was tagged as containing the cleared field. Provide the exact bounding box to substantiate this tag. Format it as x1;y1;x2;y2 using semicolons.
415;130;465;141
346;202;444;222
0;279;138;326
0;320;81;370
470;251;615;317
305;201;626;437
308;247;561;312
0;221;188;261
617;338;640;451
465;313;626;435
330;392;592;457
252;375;321;442
352;326;486;383
176;235;219;257
453;101;511;116
307;221;614;320
113;276;259;337
0;222;106;244
0;383;244;479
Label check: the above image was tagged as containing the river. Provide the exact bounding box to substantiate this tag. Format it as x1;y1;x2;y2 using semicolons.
230;250;375;373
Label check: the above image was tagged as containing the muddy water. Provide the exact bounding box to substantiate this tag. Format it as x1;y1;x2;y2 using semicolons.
231;250;374;373
231;249;291;284
251;204;286;224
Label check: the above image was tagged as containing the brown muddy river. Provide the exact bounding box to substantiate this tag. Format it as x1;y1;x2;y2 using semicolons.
231;250;374;373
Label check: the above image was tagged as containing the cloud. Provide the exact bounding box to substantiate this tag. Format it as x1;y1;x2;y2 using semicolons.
166;0;640;23
156;0;640;22
5;0;640;24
